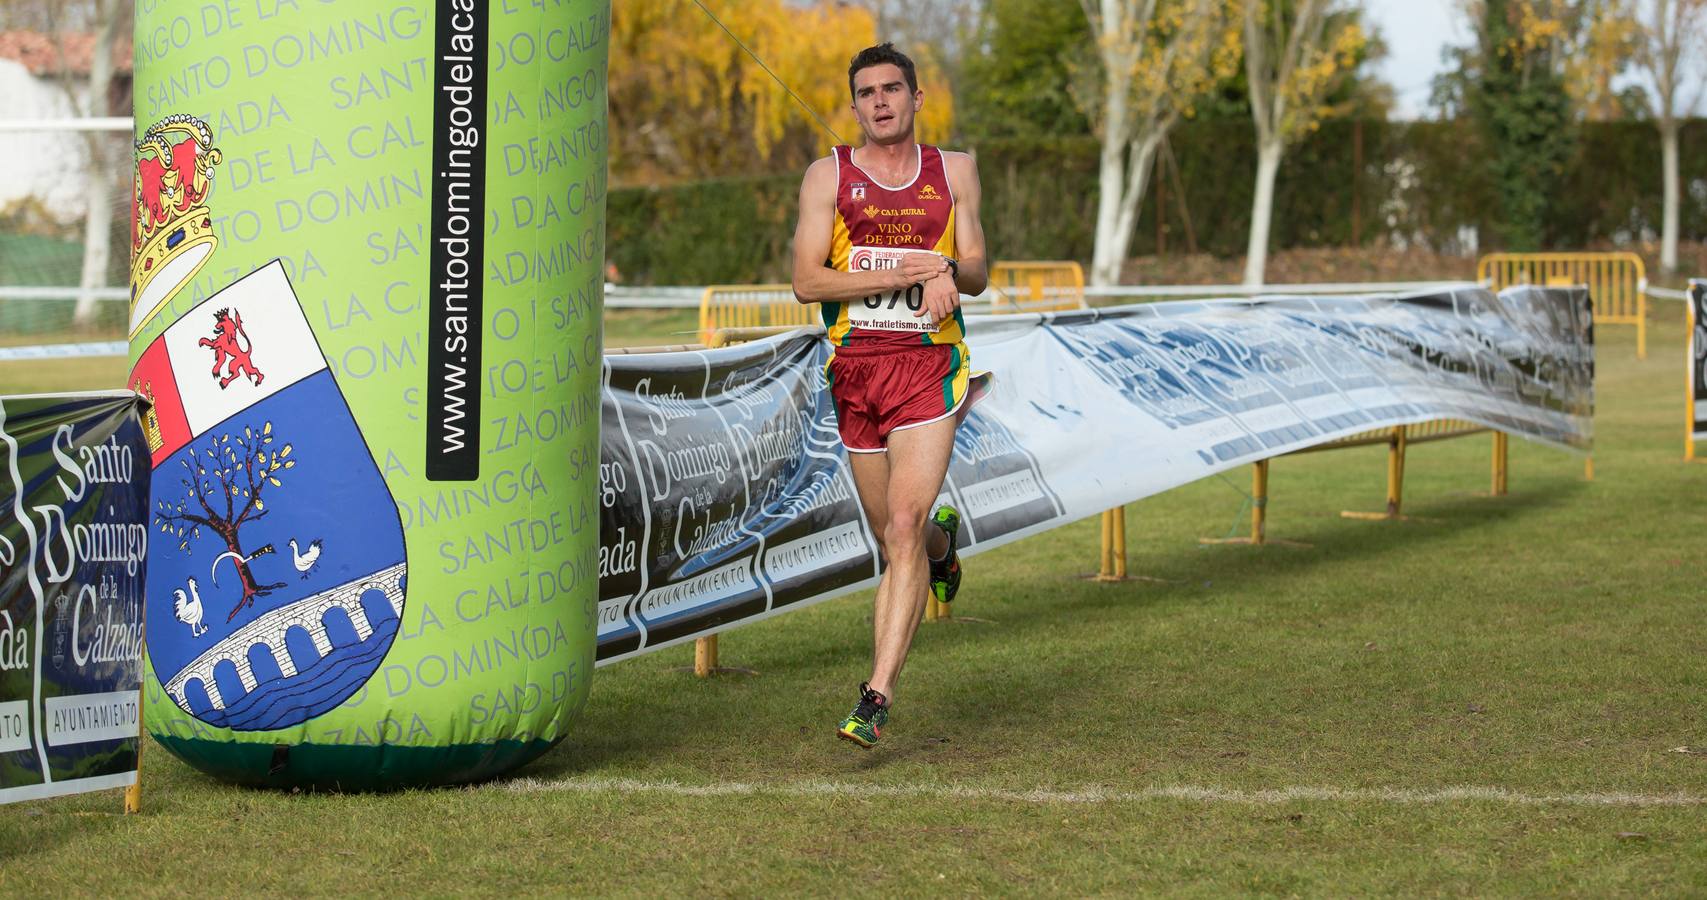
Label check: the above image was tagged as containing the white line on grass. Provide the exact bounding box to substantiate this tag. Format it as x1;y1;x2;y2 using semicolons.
496;777;1706;808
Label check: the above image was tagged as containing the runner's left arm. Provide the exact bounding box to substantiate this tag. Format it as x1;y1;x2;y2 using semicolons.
917;152;987;322
947;151;988;297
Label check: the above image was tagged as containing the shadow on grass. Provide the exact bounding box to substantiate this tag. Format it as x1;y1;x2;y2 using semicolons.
958;476;1582;627
517;478;1585;783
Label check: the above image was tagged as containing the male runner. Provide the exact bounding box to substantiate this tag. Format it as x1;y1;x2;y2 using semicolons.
790;43;988;748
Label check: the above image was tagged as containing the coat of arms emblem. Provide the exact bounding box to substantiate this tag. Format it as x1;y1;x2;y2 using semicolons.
132;262;407;731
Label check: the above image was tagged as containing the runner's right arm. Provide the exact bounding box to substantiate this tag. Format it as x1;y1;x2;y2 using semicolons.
791;156;949;304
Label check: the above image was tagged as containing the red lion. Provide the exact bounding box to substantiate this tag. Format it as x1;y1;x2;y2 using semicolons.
198;308;264;390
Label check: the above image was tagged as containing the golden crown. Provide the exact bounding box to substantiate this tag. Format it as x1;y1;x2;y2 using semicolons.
130;114;222;338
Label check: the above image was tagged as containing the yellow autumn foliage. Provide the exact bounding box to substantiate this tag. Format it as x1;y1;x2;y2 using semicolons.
1244;0;1367;146
612;0;954;183
1468;0;1641;117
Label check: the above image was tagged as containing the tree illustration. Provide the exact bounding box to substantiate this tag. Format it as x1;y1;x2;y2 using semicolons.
156;421;295;621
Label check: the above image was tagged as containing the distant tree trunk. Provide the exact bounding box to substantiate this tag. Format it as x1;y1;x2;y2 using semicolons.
1634;0;1707;273
1238;0;1359;285
1090;128;1161;288
1661;116;1681;274
1088;60;1131;288
73;1;121;330
1078;0;1238;287
1243;139;1283;287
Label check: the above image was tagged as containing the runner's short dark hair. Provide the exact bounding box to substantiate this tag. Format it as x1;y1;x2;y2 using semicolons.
848;42;918;99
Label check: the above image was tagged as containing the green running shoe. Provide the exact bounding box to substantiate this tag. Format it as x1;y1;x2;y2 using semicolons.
836;682;889;748
929;505;962;604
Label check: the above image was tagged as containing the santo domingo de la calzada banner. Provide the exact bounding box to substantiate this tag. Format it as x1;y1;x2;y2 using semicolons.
596;286;1594;663
0;392;150;804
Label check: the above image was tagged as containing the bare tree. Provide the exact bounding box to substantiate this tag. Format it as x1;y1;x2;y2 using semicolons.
1632;0;1707;274
1077;0;1241;287
859;0;980;53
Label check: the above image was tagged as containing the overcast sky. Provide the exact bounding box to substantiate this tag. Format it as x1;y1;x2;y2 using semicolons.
1364;0;1465;120
1364;0;1707;119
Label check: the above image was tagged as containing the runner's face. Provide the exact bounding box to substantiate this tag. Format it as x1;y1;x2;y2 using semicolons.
850;64;920;145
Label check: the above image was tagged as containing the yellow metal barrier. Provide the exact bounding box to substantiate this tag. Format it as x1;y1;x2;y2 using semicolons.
699;262;1086;346
1195;421;1508;552
1095;507;1128;581
699;284;817;346
1477;251;1647;359
987;261;1088;313
707;325;800;348
1691;288;1703;462
1327;420;1489;520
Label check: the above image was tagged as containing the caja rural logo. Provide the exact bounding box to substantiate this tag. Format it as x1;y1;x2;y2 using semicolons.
131;115;223;339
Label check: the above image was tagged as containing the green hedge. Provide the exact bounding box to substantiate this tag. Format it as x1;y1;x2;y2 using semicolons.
607;174;800;286
608;118;1707;284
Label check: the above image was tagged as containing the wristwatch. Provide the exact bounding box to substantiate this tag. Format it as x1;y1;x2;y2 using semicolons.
944;256;959;280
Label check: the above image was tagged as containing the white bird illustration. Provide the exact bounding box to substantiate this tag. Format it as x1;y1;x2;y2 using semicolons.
290;538;323;579
173;577;207;637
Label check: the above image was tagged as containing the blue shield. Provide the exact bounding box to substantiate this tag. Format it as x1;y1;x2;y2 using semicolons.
139;262;407;731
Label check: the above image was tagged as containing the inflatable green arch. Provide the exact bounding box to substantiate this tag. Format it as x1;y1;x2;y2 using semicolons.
131;1;608;789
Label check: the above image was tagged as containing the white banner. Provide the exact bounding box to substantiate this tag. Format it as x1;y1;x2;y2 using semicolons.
596;286;1594;664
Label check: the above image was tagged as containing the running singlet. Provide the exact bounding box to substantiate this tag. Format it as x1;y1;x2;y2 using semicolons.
821;144;965;350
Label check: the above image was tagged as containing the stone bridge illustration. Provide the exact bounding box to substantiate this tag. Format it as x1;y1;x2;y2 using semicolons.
164;562;406;711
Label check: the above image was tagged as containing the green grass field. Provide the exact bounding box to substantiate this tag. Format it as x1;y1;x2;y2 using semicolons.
3;306;1706;895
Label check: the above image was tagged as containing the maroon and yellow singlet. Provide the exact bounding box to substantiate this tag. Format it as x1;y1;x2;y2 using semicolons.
821;144;971;452
822;144;966;349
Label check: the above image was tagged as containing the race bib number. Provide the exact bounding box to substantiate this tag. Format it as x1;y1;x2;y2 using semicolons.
847;246;937;333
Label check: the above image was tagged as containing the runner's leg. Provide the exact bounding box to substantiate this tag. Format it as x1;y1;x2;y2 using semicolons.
867;414;956;701
846;450;891;560
845;455;946;560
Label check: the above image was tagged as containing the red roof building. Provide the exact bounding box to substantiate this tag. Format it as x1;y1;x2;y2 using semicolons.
0;30;133;78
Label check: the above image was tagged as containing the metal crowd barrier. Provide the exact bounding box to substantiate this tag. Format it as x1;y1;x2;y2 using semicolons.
698;285;814;345
1195;421;1508;550
986;261;1088;313
695;261;1090;344
1478;251;1647;358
